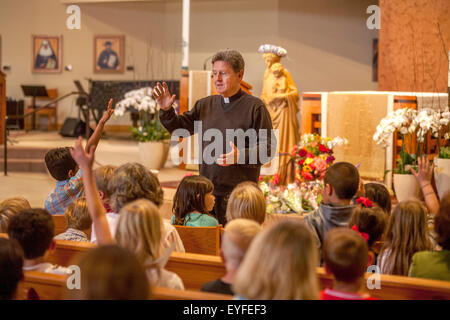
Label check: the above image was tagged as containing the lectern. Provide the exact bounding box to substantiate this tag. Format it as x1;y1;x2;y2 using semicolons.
21;85;48;130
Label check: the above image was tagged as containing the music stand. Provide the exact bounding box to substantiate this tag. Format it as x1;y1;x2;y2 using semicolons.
21;85;48;130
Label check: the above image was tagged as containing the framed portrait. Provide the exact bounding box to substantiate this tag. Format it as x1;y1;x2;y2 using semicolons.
94;35;124;74
32;35;62;73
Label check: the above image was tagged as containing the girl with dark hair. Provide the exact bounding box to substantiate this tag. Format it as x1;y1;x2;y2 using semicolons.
171;175;218;227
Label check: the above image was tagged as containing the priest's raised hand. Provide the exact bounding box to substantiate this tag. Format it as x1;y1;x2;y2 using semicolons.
154;82;176;111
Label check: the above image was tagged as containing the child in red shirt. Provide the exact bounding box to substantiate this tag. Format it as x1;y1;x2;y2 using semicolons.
321;227;378;300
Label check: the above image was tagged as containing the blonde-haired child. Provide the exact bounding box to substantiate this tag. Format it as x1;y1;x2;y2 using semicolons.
233;220;319;299
378;199;433;276
201;218;261;295
93;165;117;213
0;196;31;233
226;181;266;225
70;138;184;290
55;198;92;242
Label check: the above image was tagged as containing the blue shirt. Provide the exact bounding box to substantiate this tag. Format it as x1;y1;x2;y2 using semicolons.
45;168;83;215
170;212;219;227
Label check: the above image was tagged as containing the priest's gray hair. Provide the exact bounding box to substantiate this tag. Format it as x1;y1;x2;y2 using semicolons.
212;49;245;73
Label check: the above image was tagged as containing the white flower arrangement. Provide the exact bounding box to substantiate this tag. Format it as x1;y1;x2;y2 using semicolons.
373;108;417;148
113;87;169;142
114;87;158;117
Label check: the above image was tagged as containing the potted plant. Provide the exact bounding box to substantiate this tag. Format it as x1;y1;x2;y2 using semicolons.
114;87;171;170
373;108;420;202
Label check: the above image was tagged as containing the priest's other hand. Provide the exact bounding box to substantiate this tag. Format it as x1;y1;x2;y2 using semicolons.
217;141;240;166
154;82;176;111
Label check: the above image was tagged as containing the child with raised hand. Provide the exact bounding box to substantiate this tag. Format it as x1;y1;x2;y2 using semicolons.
321;228;377;300
70;138;184;289
408;192;450;281
411;155;440;215
378;199;434;276
171;175;218;227
348;197;387;262
44;99;114;215
54;198;92;242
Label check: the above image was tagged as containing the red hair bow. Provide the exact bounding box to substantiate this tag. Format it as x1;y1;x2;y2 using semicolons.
351;225;370;243
356;197;374;208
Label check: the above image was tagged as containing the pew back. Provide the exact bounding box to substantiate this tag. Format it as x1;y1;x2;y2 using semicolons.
52;215;67;236
173;224;222;255
18;271;232;300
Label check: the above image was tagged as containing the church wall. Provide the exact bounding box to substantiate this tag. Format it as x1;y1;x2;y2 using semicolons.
0;0;379;128
378;0;450;93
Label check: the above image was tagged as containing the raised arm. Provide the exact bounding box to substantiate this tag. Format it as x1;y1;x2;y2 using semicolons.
411;156;440;215
154;82;200;135
70;137;113;245
84;98;114;153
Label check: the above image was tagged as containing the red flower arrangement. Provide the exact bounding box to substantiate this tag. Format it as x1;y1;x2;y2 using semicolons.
292;134;341;183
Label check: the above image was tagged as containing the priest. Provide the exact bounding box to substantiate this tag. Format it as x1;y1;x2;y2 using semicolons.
155;49;275;225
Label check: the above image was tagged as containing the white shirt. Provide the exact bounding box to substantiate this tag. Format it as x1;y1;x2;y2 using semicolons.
91;214;185;253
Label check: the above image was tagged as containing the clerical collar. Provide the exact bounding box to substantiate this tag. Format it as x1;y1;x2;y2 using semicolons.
222;89;243;104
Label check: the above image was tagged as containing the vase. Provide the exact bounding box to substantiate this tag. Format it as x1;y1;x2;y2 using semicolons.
138;141;170;170
393;173;421;202
434;158;450;199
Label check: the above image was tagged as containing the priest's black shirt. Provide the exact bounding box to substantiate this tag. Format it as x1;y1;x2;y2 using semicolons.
159;89;274;196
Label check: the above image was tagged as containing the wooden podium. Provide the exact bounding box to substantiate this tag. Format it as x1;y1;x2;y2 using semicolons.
0;71;6;145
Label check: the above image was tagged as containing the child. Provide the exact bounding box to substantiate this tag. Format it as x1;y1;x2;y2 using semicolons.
321;227;377;300
233;220;319;300
348;197;386;262
89;161;184;252
0;238;24;300
201;218;261;295
226;181;266;225
70;138;184;289
8;208;71;275
303;162;360;251
68;245;150;300
54;198;92;242
171;175;218;227
0;196;31;233
93;165;117;213
408;192;450;281
378;199;433;276
364;183;392;216
44;99;114;215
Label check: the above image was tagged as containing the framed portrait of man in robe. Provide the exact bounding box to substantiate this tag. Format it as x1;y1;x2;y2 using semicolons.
32;35;62;73
94;35;124;74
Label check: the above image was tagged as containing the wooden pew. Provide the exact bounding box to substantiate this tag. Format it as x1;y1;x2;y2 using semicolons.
52;215;67;236
166;252;225;291
17;271;232;300
173;225;222;256
14;236;450;300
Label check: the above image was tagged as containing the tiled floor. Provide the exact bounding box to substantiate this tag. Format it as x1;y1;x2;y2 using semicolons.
0;131;191;215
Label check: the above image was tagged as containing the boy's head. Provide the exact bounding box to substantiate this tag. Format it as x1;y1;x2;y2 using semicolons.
45;147;78;181
0;196;32;233
0;238;24;300
226;181;266;224
7;209;55;260
94;165;117;200
221;218;261;272
65;198;92;231
323;228;369;283
323;162;359;203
